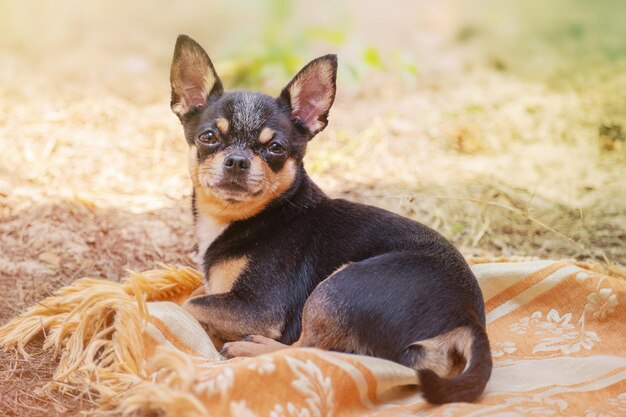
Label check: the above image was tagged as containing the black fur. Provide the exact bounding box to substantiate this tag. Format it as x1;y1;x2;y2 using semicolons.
170;34;492;404
191;92;304;171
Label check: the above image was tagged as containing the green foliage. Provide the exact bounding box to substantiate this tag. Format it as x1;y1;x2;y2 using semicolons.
450;223;465;236
362;47;384;70
464;104;485;114
219;0;418;89
356;47;418;82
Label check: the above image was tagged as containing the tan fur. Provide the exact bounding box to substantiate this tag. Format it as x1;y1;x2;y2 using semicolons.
216;117;229;135
412;326;473;377
298;294;364;354
258;127;275;144
206;257;249;295
191;155;297;223
222;335;287;358
295;264;365;355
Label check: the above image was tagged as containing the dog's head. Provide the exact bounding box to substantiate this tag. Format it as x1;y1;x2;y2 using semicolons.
170;35;337;222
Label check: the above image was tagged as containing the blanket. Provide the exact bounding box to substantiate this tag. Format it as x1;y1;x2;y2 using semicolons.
1;259;625;416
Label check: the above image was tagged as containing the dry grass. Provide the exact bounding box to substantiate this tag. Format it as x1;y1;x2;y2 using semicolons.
1;0;625;415
0;343;97;417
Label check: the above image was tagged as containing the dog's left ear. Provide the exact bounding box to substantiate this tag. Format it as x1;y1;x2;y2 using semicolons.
170;34;223;118
279;55;337;137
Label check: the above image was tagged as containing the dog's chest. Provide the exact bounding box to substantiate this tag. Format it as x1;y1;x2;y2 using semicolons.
195;215;249;295
194;215;228;266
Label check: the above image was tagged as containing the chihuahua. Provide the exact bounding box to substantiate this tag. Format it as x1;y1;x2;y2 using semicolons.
171;35;491;404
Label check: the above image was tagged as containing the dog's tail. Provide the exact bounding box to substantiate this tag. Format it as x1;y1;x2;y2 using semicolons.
417;323;492;404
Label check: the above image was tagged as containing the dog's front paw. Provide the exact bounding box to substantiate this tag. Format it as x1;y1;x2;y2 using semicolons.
243;334;286;348
221;341;258;358
221;335;288;358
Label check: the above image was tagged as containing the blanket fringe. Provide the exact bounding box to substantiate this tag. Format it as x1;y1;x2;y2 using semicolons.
119;347;208;417
0;264;202;409
2;259;621;414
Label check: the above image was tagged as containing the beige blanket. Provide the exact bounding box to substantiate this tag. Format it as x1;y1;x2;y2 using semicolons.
1;259;625;416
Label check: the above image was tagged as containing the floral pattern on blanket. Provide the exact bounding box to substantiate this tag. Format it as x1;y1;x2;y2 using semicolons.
1;260;625;417
125;260;625;417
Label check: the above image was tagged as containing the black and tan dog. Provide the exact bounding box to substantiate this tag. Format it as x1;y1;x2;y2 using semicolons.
171;34;491;404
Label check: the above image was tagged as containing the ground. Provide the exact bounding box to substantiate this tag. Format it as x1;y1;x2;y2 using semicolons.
1;0;625;415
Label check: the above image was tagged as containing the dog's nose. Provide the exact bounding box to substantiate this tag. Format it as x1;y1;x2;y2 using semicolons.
223;154;251;173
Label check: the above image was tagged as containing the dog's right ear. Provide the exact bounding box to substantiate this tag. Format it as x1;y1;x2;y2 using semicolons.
170;35;223;118
278;55;337;138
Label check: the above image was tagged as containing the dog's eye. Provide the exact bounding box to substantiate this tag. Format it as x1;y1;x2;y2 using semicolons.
267;142;286;155
198;131;219;146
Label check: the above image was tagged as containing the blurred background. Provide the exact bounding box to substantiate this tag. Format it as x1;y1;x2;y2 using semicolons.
1;0;625;317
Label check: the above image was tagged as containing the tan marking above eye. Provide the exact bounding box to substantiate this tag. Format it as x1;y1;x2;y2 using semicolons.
216;117;229;135
259;127;275;144
192;157;298;223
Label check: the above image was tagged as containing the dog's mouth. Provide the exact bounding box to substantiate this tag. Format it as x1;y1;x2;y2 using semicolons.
218;179;248;193
202;176;265;203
